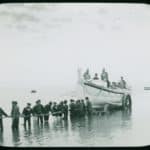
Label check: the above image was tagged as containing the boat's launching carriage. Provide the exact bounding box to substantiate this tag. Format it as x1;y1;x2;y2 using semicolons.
78;69;132;114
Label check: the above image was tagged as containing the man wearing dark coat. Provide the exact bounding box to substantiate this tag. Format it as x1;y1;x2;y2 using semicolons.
62;100;68;120
43;102;52;122
0;107;8;131
85;97;93;116
32;100;44;125
22;103;33;129
11;101;20;130
81;99;86;116
69;99;76;118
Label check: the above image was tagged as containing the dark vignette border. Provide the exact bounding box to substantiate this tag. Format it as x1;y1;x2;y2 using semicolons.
0;0;150;3
0;0;150;149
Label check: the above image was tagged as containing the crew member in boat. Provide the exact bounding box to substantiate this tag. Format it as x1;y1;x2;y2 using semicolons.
83;68;91;80
22;103;33;129
0;107;8;131
93;73;99;80
101;68;110;88
57;101;64;117
81;99;86;116
51;102;58;116
119;76;126;89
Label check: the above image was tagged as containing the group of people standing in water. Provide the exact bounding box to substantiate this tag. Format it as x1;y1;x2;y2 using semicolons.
0;97;92;131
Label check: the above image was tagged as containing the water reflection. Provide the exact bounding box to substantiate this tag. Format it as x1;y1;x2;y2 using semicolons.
0;130;4;146
63;119;69;132
44;122;50;131
12;129;20;146
0;109;133;146
121;108;132;121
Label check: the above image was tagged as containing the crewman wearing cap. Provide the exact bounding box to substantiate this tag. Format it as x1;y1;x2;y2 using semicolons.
11;101;20;130
62;100;68;120
69;99;76;118
85;97;93;116
32;99;44;125
43;101;52;122
22;103;33;129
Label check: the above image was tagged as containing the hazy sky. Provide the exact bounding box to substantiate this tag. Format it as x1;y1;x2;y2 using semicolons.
0;3;150;89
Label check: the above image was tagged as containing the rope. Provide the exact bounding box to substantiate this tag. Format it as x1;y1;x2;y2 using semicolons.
0;112;54;119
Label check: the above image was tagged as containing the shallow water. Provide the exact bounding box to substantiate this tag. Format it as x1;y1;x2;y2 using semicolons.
0;89;150;147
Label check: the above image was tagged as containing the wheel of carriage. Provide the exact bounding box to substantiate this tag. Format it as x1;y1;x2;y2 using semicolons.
122;94;132;110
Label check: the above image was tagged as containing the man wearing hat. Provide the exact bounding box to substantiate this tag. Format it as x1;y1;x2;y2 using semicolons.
85;97;93;116
22;103;33;129
11;101;20;130
43;101;52;122
62;100;68;120
0;106;8;131
32;100;44;125
69;99;76;119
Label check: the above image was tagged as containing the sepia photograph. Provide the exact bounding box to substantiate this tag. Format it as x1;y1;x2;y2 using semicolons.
0;2;150;147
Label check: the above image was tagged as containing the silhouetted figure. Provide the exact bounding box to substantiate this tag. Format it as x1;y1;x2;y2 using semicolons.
93;73;99;80
77;100;83;117
62;100;68;120
75;100;80;117
69;99;76;118
22;103;33;129
0;107;8;131
44;102;52;122
111;82;118;89
57;101;64;117
101;68;108;81
85;97;93;116
11;101;20;130
81;99;86;116
32;100;44;125
51;102;59;117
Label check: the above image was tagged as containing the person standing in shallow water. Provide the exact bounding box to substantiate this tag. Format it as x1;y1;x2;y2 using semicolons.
0;107;8;131
44;102;52;122
85;97;93;116
32;100;44;125
22;103;33;129
69;99;76;118
101;68;110;88
62;100;68;120
81;99;86;116
57;101;64;117
11;101;20;130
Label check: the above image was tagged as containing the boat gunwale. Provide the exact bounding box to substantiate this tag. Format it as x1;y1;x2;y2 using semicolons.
84;82;128;95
